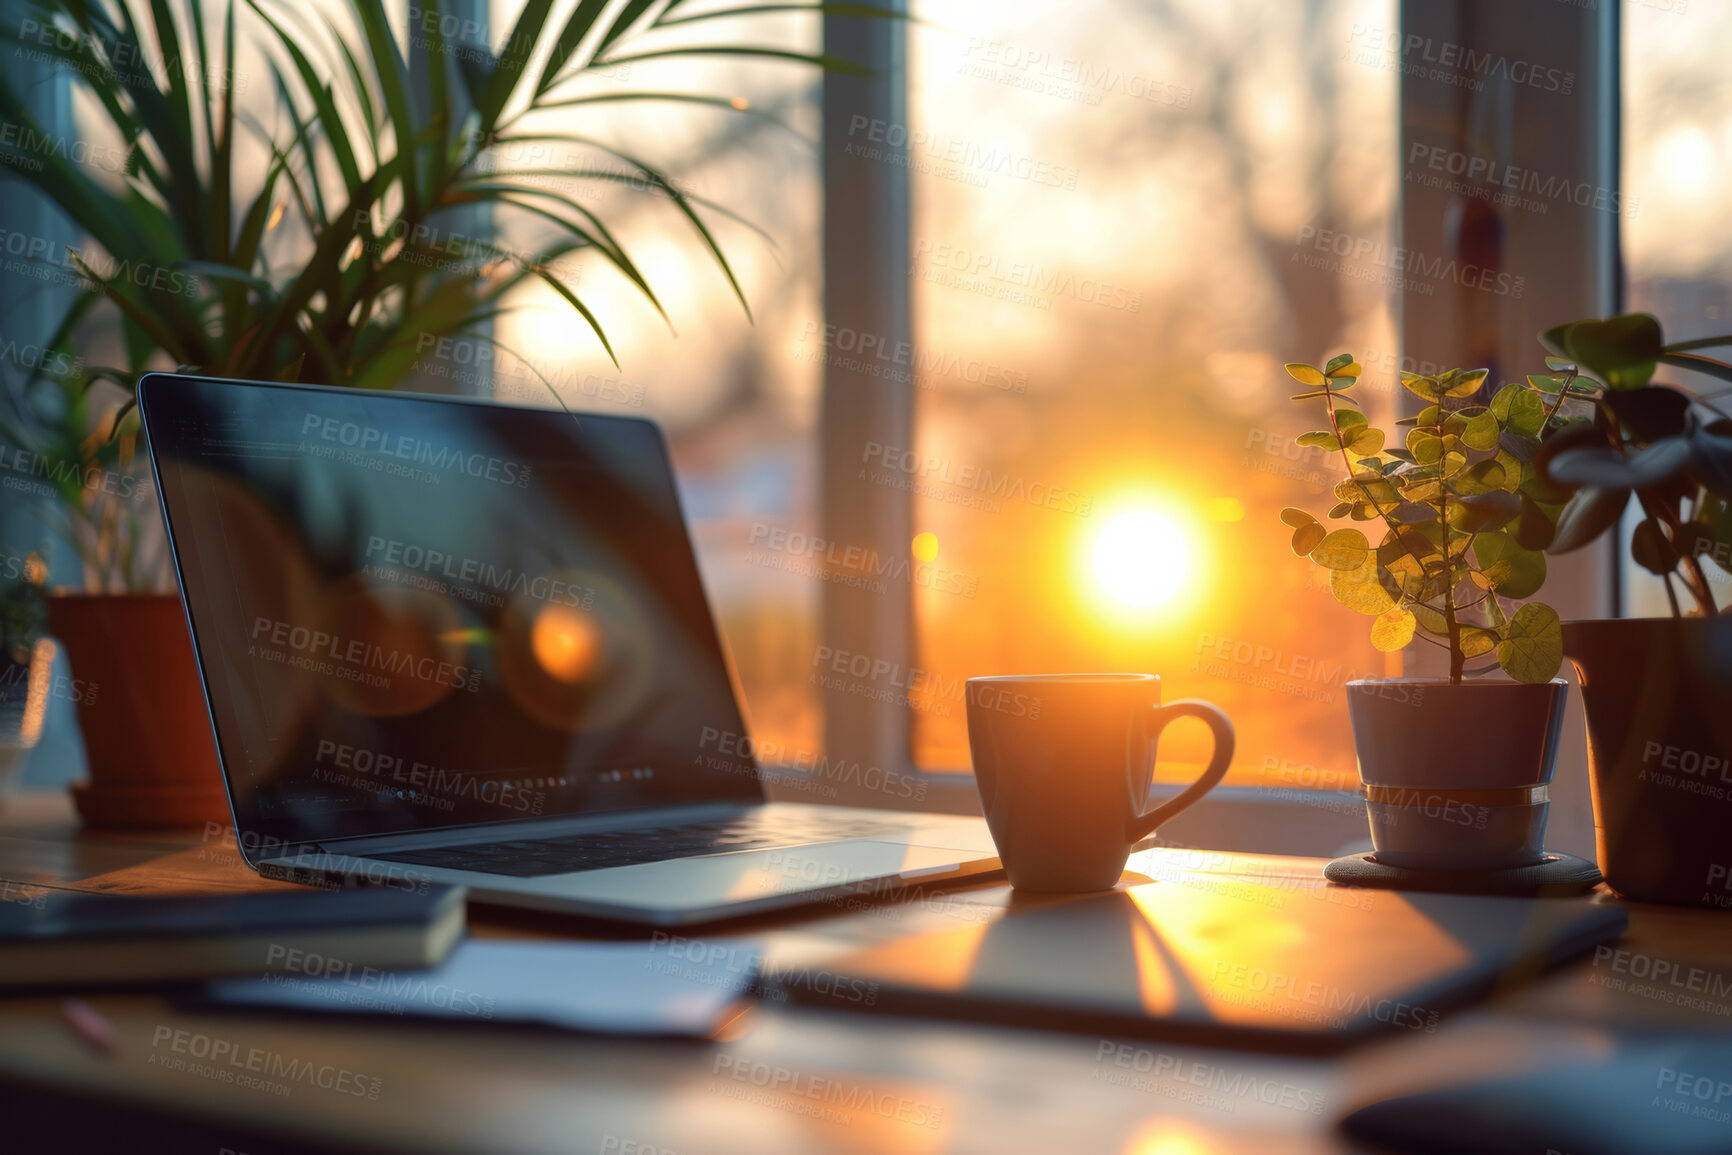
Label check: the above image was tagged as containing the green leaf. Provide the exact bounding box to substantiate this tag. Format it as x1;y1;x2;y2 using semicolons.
1438;368;1490;398
1311;528;1370;571
1344;426;1385;458
1286;363;1326;387
1544;355;1574;372
593;45;873;75
1448;490;1522;533
1401;372;1444;402
1328;501;1353;519
1558;314;1662;390
1461;411;1500;451
535;0;610;97
1630;517;1681;575
1332;555;1397;615
1548;486;1630;554
1513;493;1557;551
1335;475;1401;513
1548;438;1693;489
1473;532;1548;598
1658;351;1732;387
1409;430;1444;464
1370;607;1416;652
1460;625;1499;659
1279;507;1317;528
1453;459;1507;496
1324;353;1356;376
1491;382;1547;437
1497;602;1563;684
1291;522;1327;556
1296;430;1339;448
1601;386;1691;444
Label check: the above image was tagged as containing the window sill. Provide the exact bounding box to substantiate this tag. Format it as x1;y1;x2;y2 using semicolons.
762;766;1371;859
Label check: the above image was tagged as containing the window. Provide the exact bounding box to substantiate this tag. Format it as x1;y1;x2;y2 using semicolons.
1622;0;1732;616
901;0;1399;794
482;12;829;763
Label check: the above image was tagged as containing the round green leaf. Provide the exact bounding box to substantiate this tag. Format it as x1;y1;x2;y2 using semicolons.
1279;507;1317;529
1409;429;1443;464
1560;314;1662;391
1461;411;1500;451
1497;602;1563;684
1324;353;1357;376
1296;430;1340;449
1460;625;1498;659
1345;426;1386;458
1473;532;1548;598
1311;527;1370;570
1630;517;1680;575
1370;607;1416;652
1332;554;1397;615
1291;522;1327;556
1493;382;1549;435
1286;363;1326;387
1453;459;1507;496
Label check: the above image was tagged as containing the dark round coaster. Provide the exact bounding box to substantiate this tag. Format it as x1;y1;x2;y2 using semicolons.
1323;851;1603;897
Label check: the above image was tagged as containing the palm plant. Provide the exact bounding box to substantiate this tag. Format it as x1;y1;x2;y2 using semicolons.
0;0;878;585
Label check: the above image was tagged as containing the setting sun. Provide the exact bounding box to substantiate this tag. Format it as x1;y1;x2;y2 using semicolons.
1092;511;1190;608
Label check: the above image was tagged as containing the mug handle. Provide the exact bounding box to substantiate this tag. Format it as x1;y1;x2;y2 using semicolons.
1127;700;1235;842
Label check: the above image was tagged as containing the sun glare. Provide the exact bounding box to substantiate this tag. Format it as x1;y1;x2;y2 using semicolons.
1092;511;1189;608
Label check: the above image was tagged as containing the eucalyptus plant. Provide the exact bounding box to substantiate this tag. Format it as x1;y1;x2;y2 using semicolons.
0;0;877;586
1536;313;1732;616
1279;354;1566;685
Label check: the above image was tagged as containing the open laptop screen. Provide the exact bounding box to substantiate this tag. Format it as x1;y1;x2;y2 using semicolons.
141;374;761;850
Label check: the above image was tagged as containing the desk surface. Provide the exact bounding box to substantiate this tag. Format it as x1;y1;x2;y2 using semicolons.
1;791;1729;1155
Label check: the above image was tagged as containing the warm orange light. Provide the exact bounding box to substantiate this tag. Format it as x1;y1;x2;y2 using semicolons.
911;531;939;563
730;96;750;110
1203;496;1245;522
530;604;603;684
1092;511;1188;607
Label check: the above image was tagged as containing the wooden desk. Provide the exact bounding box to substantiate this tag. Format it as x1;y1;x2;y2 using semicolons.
2;791;1729;1155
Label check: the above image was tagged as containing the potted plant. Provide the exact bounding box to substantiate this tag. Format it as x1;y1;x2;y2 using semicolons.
0;551;51;806
0;0;868;825
1280;354;1568;871
1535;313;1732;907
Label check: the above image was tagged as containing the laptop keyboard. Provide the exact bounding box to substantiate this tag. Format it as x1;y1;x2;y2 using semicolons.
366;811;899;878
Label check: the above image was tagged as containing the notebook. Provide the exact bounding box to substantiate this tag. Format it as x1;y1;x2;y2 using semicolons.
0;885;465;988
193;939;758;1039
766;878;1628;1051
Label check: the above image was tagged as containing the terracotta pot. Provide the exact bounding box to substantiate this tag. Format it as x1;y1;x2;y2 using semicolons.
46;593;230;828
1564;617;1732;908
1346;678;1568;870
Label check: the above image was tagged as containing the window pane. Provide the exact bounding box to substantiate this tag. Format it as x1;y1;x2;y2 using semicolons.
907;0;1398;790
1623;1;1732;616
488;13;825;761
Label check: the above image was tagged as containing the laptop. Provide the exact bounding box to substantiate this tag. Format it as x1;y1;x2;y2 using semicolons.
139;373;999;925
